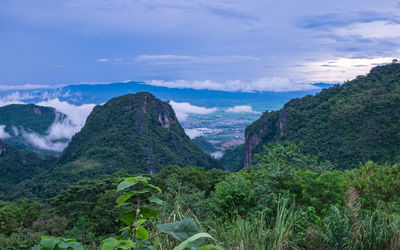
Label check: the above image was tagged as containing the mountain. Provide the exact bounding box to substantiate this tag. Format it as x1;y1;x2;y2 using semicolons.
244;63;400;169
0;104;66;155
60;92;221;173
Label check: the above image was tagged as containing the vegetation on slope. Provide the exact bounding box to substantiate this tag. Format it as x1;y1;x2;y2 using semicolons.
191;136;216;154
60;92;221;173
245;63;400;169
0;140;50;200
219;144;244;172
0;104;63;154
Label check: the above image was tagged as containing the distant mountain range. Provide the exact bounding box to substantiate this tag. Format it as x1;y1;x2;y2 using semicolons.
1;81;334;110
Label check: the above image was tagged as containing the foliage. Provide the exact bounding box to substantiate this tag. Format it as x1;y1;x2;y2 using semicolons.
51;176;125;237
152;166;228;221
345;161;400;210
246;63;400;169
0;140;49;200
32;236;84;250
0;229;41;250
219;144;244;172
101;175;220;250
213;175;256;216
98;176;162;249
286;170;346;214
0;199;42;236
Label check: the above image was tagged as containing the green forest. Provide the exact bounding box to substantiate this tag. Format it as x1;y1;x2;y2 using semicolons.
1;64;400;249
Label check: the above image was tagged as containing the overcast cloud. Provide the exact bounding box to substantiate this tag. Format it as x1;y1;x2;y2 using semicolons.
1;0;399;89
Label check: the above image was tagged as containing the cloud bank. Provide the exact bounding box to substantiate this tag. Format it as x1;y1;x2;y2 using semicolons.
0;84;51;92
299;57;394;82
21;99;96;151
226;105;260;114
334;21;400;39
0;125;11;139
0;96;96;152
168;101;217;121
146;78;319;92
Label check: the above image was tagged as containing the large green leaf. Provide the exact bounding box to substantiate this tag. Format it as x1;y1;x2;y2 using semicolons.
101;237;118;250
157;217;204;247
40;238;58;250
148;184;162;193
119;212;136;225
117;190;149;205
136;227;150;240
148;196;164;205
173;233;214;250
57;241;84;250
117;180;138;191
140;207;159;219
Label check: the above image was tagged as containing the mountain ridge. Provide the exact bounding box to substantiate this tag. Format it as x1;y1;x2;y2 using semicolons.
244;63;400;169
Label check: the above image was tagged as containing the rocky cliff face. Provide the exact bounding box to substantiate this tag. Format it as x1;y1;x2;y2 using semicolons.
60;92;221;173
244;110;280;168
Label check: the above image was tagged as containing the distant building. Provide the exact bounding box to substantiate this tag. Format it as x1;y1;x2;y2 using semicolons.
393;59;398;63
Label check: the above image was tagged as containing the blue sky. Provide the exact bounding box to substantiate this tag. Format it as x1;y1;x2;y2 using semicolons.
1;0;400;92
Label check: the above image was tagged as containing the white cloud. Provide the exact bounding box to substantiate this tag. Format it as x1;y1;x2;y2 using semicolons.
335;21;400;39
0;97;96;152
184;127;222;139
136;55;196;62
0;125;11;139
0;84;51;92
184;129;204;139
19;98;97;151
211;151;224;159
146;77;319;93
96;58;111;63
0;92;35;106
36;98;95;130
20;129;67;152
135;54;260;65
226;105;260;114
299;57;395;83
96;58;124;63
169;101;217;121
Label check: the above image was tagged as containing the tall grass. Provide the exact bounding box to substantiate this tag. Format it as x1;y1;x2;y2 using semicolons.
269;198;301;250
323;202;400;250
211;198;302;250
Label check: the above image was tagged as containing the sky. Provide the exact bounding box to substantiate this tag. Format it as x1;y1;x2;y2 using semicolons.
1;0;400;92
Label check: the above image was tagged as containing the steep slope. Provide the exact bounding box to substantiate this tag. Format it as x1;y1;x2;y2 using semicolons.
192;136;217;154
60;92;221;173
0;139;49;200
0;104;66;155
220;144;244;172
244;63;400;169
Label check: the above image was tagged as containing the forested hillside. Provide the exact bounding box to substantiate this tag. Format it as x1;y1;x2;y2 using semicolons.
2;93;221;199
0;140;50;200
0;104;63;154
245;63;400;169
60;92;221;173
